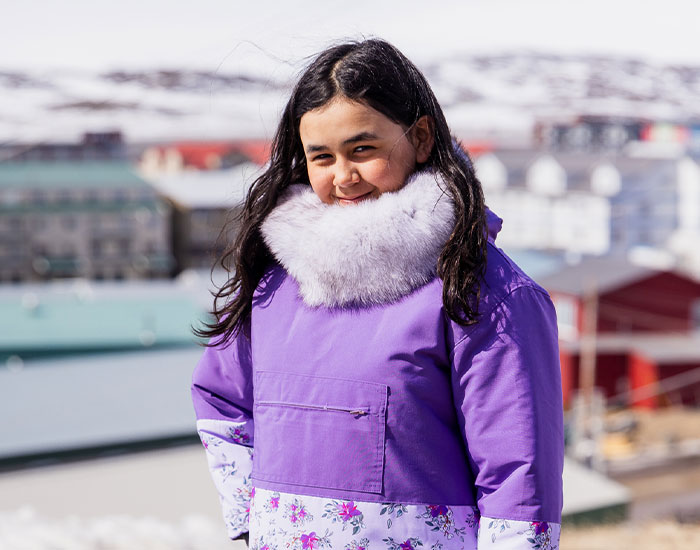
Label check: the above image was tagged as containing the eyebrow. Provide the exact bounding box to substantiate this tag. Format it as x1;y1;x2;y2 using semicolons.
305;132;379;153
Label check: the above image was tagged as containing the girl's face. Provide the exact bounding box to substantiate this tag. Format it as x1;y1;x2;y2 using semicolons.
299;97;434;206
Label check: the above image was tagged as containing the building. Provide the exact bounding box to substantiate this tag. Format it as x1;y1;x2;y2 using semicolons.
0;161;174;282
143;163;259;272
539;257;700;408
0;275;212;463
474;150;700;269
0;131;127;162
139;140;270;175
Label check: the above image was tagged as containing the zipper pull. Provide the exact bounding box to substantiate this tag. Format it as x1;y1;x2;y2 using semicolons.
350;410;368;417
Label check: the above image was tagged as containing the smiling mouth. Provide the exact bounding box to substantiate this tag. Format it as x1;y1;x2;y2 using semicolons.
336;191;373;205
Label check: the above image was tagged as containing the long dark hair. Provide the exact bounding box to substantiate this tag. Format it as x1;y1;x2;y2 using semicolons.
196;38;487;344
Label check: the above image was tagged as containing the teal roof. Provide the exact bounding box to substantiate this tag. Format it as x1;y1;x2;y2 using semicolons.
0;292;208;356
0;161;152;190
0;199;162;215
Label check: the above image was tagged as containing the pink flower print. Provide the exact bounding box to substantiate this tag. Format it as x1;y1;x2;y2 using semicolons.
399;541;414;550
531;521;549;535
270;496;279;509
337;502;361;522
301;532;319;550
428;505;449;518
284;499;313;526
228;426;251;445
261;546;270;550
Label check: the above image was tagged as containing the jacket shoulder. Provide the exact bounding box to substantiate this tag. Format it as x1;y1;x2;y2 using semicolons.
481;241;550;305
446;242;553;348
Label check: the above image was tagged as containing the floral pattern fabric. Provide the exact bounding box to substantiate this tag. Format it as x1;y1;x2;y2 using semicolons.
195;422;560;549
249;488;561;550
479;517;560;549
197;419;255;538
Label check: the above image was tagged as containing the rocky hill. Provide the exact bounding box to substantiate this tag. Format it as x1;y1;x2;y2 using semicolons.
2;52;699;145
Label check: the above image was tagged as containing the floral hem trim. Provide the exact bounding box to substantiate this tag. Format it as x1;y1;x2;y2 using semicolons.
197;419;254;539
247;488;560;550
479;516;560;550
250;487;480;550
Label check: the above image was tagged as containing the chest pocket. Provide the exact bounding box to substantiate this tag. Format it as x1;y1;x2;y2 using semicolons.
252;370;388;494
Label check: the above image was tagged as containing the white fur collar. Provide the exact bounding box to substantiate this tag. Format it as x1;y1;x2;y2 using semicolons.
261;171;455;307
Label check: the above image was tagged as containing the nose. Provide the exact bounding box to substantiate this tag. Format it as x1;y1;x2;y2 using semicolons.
333;159;359;188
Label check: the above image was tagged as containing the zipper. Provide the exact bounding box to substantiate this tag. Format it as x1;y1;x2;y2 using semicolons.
256;400;369;417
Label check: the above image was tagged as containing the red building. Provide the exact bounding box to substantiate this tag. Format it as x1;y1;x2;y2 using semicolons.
140;140;270;174
539;258;700;409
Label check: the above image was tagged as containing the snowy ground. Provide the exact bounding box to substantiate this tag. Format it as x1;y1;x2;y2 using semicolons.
0;510;243;550
1;443;698;549
0;445;242;550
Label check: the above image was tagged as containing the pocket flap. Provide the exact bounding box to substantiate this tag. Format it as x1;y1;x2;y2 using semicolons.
253;371;388;494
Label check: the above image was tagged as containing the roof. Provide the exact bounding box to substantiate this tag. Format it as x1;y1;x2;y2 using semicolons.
567;332;700;364
0;347;202;459
170;140;271;167
561;457;630;516
0;277;215;356
0;161;151;190
538;256;658;295
501;248;567;281
474;148;690;193
144;162;261;208
483;149;541;186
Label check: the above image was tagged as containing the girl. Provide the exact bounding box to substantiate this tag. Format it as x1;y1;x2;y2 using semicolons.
192;39;563;550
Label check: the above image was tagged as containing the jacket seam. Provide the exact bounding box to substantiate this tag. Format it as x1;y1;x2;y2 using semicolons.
251;485;481;507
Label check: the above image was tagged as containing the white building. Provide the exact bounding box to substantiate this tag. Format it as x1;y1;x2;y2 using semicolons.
474;150;700;271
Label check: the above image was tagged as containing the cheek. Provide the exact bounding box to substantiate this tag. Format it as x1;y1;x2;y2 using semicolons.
307;169;334;203
363;158;414;191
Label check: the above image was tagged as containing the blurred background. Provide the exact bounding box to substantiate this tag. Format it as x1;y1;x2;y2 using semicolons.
2;1;700;548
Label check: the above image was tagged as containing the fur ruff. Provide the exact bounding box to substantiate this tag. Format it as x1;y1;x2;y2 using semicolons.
261;171;455;307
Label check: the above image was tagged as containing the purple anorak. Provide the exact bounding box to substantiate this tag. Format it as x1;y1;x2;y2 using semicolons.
192;174;564;550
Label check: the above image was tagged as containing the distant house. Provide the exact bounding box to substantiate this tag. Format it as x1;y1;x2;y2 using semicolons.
0;131;126;162
142;163;260;272
539;257;700;408
139;140;270;175
474;150;700;268
476;150;614;255
0;161;174;282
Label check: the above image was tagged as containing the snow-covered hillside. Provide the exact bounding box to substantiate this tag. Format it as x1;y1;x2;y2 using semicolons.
2;52;700;145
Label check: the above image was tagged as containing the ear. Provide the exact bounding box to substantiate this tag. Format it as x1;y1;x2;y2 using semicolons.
410;115;435;164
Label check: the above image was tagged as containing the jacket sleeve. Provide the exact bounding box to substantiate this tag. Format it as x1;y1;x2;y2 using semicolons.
450;285;564;549
191;322;254;540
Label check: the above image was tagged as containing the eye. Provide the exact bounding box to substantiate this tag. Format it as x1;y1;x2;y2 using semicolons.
354;145;375;153
310;153;332;162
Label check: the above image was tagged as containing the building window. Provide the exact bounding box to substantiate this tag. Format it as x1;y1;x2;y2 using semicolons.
114;190;129;203
32;217;47;231
31;190;47;204
62;215;76;230
56;190;72;204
